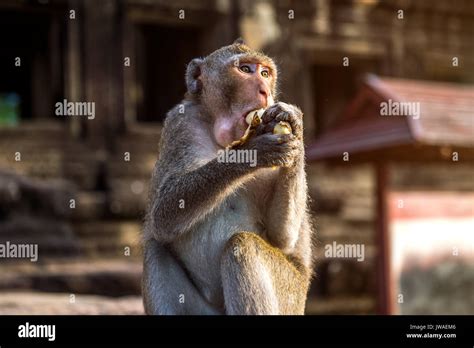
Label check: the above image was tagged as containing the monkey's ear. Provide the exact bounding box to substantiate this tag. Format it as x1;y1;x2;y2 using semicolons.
233;38;245;45
186;58;204;94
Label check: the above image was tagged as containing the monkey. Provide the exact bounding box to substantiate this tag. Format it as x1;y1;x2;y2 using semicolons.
142;39;314;315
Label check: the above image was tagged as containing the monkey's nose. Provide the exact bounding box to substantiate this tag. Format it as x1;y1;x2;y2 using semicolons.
259;88;273;107
259;89;269;105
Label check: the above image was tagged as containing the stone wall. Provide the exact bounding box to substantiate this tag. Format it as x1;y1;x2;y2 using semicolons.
0;124;152;314
306;163;377;314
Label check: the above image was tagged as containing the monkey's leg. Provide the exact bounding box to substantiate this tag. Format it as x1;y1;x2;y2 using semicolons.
220;232;310;315
143;238;221;315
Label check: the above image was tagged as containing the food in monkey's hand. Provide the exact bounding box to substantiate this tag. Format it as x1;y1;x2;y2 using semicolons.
228;108;293;148
273;121;292;135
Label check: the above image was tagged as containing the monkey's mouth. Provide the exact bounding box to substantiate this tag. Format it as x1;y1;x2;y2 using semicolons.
229;109;265;149
237;108;264;131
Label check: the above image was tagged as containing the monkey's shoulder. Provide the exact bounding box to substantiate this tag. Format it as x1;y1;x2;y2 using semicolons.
159;102;212;153
162;101;195;131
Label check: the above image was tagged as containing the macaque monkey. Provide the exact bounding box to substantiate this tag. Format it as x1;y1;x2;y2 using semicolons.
142;39;314;315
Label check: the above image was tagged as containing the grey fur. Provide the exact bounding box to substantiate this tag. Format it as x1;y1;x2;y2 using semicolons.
142;44;313;315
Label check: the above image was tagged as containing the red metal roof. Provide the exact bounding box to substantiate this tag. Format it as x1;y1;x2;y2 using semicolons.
306;75;474;161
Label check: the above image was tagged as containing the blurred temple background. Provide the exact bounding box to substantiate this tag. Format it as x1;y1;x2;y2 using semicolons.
0;0;473;314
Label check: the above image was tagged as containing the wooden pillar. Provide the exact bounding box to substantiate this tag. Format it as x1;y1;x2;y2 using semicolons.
49;15;62;108
390;5;405;77
301;62;316;140
66;0;84;138
83;0;124;151
375;163;392;314
123;17;137;128
31;51;52;119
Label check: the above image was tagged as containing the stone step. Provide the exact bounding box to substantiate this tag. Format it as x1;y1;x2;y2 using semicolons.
0;215;81;258
0;215;142;260
115;123;162;151
108;179;149;218
73;220;141;238
72;220;142;257
306;296;376;315
78;237;142;258
70;191;107;221
310;256;377;297
0;259;142;297
62;155;103;191
0;171;76;218
0;291;143;315
315;215;374;243
0;153;65;180
106;155;156;179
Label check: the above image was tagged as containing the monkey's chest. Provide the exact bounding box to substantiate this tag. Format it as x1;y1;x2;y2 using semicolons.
172;185;270;306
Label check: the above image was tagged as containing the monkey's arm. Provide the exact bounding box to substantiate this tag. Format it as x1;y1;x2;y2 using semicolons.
151;158;255;242
149;113;256;242
261;102;308;252
265;155;308;252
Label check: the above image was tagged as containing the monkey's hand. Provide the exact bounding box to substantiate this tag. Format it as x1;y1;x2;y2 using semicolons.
244;102;304;168
240;132;301;168
259;102;304;140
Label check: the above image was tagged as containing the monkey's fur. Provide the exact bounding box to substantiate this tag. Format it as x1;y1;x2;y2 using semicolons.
142;41;314;315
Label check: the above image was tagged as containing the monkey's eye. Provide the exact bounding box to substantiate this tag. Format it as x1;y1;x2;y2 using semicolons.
239;65;252;74
261;69;270;78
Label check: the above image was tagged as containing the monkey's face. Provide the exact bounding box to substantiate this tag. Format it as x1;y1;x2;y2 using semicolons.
185;42;277;148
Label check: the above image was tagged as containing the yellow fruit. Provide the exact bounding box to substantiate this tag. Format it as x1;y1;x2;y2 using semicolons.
245;109;265;125
273;121;292;135
228;109;264;148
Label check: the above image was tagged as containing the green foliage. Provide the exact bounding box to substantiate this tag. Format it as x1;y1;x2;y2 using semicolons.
0;93;20;126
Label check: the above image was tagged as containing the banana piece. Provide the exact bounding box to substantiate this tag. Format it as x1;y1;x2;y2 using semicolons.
228;109;264;148
245;108;265;125
273;121;292;135
228;109;292;149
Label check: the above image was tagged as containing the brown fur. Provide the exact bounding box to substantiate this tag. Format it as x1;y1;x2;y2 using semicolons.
142;41;314;315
